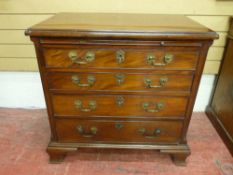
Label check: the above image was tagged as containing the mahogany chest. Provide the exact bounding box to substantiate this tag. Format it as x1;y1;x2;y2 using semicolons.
25;13;218;165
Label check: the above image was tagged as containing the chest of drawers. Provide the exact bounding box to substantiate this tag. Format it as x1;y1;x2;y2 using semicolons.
25;13;218;166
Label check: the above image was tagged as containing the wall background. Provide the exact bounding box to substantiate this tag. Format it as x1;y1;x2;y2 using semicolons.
0;0;232;73
0;0;232;110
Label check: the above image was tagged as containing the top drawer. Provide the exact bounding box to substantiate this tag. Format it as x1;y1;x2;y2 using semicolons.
42;45;199;70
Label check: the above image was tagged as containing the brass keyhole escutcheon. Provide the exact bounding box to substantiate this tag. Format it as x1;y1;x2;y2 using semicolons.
115;123;123;130
115;73;125;85
116;50;125;64
116;96;124;107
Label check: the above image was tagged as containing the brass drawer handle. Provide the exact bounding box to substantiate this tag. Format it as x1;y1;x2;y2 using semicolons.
147;53;173;66
116;50;125;64
71;75;95;87
76;125;98;138
138;128;161;139
142;102;164;113
144;77;168;88
68;51;95;64
74;100;97;112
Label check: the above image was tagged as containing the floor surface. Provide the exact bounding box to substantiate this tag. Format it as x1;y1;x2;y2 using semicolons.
0;108;232;175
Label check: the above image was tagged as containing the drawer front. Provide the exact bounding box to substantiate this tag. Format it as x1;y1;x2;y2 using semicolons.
43;46;199;70
52;94;188;118
48;72;193;92
55;119;183;143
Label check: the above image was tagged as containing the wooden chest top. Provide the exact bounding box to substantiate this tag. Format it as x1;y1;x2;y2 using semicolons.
25;13;218;40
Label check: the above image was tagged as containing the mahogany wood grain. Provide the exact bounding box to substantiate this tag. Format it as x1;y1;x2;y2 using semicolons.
180;41;213;143
52;94;188;118
55;119;183;143
25;13;218;40
42;45;199;70
47;72;193;92
32;38;58;141
40;39;203;47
